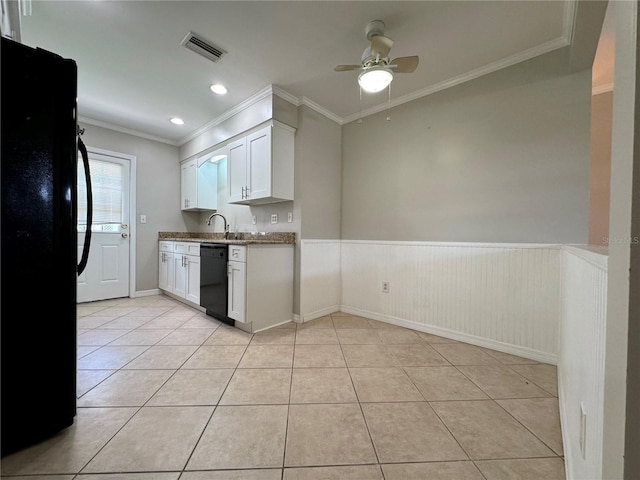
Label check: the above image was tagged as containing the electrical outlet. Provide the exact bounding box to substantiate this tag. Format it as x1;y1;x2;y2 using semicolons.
139;214;147;224
271;214;278;224
252;215;257;225
287;212;293;223
382;282;390;293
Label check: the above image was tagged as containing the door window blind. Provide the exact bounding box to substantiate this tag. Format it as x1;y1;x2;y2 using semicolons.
77;158;123;232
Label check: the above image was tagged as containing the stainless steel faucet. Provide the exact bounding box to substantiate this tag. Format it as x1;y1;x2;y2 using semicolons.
206;213;229;239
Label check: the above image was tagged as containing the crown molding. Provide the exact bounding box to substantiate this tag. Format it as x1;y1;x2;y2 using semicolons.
177;85;277;146
342;35;571;124
272;85;300;106
342;1;576;124
78;1;578;144
78;116;179;146
300;97;344;125
592;83;614;95
563;0;578;45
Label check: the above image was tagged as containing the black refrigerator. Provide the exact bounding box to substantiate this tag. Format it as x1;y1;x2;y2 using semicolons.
1;37;92;456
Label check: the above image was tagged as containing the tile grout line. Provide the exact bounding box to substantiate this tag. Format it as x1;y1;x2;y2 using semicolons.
451;360;563;456
335;316;383;471
70;299;564;477
178;324;252;476
281;322;298;479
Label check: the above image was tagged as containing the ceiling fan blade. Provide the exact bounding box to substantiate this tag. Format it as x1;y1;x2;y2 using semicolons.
390;56;419;73
334;64;364;72
370;35;393;58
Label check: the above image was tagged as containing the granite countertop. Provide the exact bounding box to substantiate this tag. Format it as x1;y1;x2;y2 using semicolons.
158;231;295;245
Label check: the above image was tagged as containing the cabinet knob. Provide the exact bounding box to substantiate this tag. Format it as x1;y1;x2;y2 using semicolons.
121;233;129;238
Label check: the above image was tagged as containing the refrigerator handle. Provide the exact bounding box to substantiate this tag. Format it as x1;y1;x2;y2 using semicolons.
77;136;92;275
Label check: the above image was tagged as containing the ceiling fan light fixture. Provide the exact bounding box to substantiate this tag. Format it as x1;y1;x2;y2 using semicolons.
358;66;393;93
210;84;228;95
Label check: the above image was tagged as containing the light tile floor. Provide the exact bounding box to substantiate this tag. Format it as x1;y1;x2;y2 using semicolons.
1;294;565;480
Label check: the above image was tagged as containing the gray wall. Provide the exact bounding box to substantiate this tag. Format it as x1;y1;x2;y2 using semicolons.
297;105;342;239
79;123;182;292
341;53;592;244
291;105;342;314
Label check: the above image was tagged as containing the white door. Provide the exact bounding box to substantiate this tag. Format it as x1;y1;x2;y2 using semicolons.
77;149;132;303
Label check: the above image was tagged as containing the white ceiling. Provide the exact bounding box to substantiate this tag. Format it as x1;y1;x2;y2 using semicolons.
19;1;580;145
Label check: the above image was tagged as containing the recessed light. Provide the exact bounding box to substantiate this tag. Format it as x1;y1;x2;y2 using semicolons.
210;84;227;95
170;117;184;125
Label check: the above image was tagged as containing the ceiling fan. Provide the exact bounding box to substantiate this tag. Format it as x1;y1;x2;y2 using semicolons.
334;20;419;93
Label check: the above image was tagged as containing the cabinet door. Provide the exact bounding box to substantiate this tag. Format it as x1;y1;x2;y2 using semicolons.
227;138;247;204
185;254;201;304
181;159;197;210
158;251;174;292
247;126;272;201
196;157;218;210
173;254;187;298
228;260;246;322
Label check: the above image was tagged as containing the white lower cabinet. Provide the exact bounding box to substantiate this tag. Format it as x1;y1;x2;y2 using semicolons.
185;254;201;304
158;241;200;306
227;244;294;333
158;241;174;291
228;258;246;323
159;240;293;331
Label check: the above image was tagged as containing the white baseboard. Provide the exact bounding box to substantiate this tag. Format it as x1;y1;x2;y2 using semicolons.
340;305;558;365
254;318;295;333
302;305;340;322
557;369;573;480
135;289;162;297
160;291;206;313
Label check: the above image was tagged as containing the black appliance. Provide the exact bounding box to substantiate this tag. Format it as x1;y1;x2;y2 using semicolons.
200;244;234;326
1;37;92;456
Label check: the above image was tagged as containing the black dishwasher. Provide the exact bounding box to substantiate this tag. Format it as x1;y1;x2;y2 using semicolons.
200;244;234;326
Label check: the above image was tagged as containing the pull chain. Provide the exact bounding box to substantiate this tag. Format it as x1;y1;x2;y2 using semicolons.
357;85;363;124
386;83;391;122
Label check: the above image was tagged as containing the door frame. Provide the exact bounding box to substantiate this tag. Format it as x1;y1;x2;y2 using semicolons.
85;145;137;299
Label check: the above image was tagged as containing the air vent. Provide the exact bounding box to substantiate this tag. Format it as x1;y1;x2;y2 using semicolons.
181;31;227;63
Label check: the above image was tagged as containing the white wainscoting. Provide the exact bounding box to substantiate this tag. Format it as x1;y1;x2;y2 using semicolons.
558;247;608;480
299;240;341;321
339;241;562;363
299;239;611;479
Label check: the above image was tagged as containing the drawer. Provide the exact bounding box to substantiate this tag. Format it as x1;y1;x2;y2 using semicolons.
175;241;200;256
229;245;246;262
159;241;174;252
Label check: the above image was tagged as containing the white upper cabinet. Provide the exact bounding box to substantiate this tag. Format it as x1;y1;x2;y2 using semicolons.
180;152;219;211
227;121;294;205
227;138;248;204
181;159;197;210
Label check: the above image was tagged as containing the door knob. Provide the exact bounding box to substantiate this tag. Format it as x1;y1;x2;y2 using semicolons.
121;233;129;238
